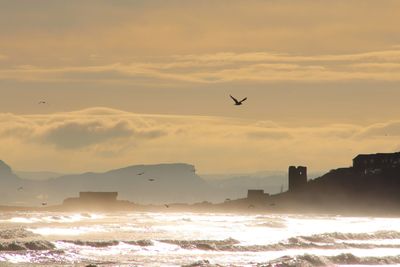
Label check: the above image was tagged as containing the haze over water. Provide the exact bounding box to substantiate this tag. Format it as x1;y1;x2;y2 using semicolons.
2;1;400;266
1;211;400;266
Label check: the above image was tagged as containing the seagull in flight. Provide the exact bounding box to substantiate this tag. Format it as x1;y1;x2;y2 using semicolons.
38;101;47;104
137;172;145;176
148;178;155;182
230;95;247;106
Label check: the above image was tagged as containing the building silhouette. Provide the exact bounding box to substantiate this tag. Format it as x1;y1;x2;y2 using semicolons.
247;189;269;202
288;166;307;191
63;192;118;206
353;152;400;174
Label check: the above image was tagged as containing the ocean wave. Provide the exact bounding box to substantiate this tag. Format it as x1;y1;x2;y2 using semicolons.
0;240;55;251
0;228;38;239
161;237;400;252
160;238;240;250
61;239;154;248
2;213;102;224
264;253;400;267
61;240;119;248
182;259;212;267
125;240;154;246
293;230;400;243
19;234;400;253
254;221;286;228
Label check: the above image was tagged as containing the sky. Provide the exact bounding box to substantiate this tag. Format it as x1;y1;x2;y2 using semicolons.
1;0;400;174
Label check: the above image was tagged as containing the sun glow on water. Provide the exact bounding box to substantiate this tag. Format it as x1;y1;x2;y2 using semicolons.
2;212;400;266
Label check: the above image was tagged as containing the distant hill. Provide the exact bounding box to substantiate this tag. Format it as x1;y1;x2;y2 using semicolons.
44;163;210;204
15;171;67;181
1;161;303;206
0;162;215;205
0;160;25;204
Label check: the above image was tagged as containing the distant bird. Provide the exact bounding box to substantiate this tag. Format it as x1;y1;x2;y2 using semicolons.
270;203;276;206
38;101;47;104
17;186;23;191
41;202;47;206
230;95;247;106
225;198;231;202
137;172;145;176
248;204;255;208
148;178;155;182
164;204;169;208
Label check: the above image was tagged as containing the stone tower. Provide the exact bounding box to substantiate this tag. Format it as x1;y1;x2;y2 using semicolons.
288;166;307;191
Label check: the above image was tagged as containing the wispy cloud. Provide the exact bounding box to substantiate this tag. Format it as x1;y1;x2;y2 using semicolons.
1;49;400;84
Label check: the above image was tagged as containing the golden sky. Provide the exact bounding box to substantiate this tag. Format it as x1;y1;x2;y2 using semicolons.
1;0;400;173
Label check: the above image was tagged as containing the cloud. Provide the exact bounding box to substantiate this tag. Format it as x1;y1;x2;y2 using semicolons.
1;107;400;173
41;120;134;149
1;48;400;84
2;1;400;61
0;108;168;149
357;121;400;138
246;130;291;140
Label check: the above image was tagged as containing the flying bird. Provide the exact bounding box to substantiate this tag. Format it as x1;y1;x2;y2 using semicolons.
38;101;47;104
230;95;247;106
17;186;23;191
41;202;47;206
137;172;145;176
148;178;155;182
164;204;169;208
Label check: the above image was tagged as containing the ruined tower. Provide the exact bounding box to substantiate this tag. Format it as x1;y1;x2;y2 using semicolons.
288;166;307;191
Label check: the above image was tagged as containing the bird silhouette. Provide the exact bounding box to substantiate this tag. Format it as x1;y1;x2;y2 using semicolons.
137;172;145;176
38;101;47;104
230;95;247;105
41;202;47;206
17;186;23;191
148;178;155;182
164;204;169;208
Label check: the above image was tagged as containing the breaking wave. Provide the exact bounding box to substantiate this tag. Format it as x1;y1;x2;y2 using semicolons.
158;231;400;251
1;213;102;224
254;221;286;228
61;239;154;248
2;230;400;253
0;228;38;239
161;238;240;250
294;230;400;243
1;212;400;266
0;240;55;251
266;253;400;266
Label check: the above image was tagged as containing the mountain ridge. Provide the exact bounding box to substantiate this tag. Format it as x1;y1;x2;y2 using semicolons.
0;160;286;206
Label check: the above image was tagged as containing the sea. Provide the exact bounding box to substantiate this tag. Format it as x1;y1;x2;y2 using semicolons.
0;211;400;266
